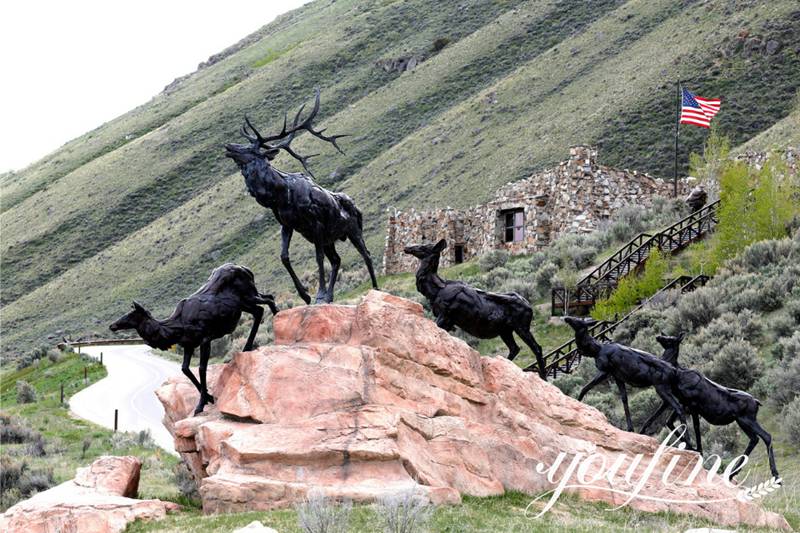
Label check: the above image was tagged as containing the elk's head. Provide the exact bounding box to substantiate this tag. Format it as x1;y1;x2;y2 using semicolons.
109;301;151;332
403;239;447;260
563;316;599;333
656;333;685;349
225;89;346;177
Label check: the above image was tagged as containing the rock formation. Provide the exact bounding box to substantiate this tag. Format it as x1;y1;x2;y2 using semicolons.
157;291;789;529
0;456;178;533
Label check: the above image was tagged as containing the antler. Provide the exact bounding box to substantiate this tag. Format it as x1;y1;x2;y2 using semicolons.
240;89;348;176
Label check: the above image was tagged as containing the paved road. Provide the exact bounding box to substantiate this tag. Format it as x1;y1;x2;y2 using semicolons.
69;345;180;454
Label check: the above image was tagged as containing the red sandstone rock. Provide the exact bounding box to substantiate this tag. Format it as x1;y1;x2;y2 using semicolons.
0;456;178;533
157;290;789;529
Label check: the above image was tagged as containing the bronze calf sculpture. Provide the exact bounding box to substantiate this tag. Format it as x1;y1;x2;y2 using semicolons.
565;316;691;447
109;263;278;415
225;89;378;304
404;239;546;379
640;334;778;479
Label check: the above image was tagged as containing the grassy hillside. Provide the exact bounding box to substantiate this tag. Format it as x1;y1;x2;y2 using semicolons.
2;0;799;357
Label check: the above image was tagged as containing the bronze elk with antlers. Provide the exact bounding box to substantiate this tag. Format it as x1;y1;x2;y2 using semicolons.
225;89;378;304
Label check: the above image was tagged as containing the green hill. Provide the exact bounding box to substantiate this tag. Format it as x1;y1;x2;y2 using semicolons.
2;0;799;357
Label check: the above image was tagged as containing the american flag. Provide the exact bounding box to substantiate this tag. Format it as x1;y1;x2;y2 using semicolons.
680;87;721;128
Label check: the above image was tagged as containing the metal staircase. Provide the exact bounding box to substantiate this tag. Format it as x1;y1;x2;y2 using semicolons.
526;274;711;378
551;200;720;316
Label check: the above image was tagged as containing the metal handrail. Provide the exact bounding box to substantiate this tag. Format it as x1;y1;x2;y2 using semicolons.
531;274;712;376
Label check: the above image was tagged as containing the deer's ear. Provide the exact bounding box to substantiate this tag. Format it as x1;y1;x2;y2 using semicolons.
132;301;145;312
677;332;685;342
434;239;447;252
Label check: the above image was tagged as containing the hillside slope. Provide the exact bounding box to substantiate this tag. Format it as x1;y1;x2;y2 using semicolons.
2;0;799;357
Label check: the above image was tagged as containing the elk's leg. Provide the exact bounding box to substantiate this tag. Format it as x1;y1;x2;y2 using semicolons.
349;233;378;289
323;244;341;303
499;330;520;361
515;327;546;380
614;377;634;432
730;419;761;479
692;413;703;455
242;305;263;352
736;417;778;478
654;384;692;449
639;401;669;435
194;341;214;416
281;226;311;304
435;315;454;331
577;371;608;401
313;243;328;305
181;346;202;394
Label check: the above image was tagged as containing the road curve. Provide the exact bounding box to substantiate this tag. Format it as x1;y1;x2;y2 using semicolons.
69;345;180;454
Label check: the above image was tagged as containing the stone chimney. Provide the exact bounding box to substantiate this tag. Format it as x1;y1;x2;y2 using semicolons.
568;145;597;174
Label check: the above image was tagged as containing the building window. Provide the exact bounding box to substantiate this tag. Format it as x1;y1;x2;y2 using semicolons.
454;244;464;264
502;209;524;243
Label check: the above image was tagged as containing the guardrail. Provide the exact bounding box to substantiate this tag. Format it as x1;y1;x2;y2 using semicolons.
551;200;719;316
530;274;711;378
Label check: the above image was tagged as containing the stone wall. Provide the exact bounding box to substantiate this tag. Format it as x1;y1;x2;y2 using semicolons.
383;146;690;274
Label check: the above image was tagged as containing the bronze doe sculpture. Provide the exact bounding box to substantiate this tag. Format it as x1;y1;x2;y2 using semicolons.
640;334;778;478
109;263;278;415
225;89;378;304
404;239;547;379
564;316;692;447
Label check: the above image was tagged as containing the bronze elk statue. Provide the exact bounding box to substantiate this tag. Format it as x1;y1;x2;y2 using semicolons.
640;334;778;479
564;316;692;447
404;239;547;379
225;89;378;304
109;264;278;415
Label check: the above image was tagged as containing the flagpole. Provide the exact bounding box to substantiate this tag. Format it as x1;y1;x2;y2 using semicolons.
673;80;680;198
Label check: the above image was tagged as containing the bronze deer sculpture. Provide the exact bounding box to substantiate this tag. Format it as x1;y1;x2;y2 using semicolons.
404;239;547;379
109;264;278;415
640;334;778;479
225;89;378;304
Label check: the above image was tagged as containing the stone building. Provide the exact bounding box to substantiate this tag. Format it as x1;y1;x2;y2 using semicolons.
383;145;691;274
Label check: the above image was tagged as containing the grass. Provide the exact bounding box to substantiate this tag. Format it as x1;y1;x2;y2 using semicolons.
0;352;181;505
2;0;800;359
125;484;798;532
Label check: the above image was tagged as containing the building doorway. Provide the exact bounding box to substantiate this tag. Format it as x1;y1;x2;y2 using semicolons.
454;244;465;264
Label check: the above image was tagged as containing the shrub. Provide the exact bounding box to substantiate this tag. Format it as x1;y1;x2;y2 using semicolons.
533;262;558;295
706;423;742;458
766;357;800;409
708;338;763;391
673;287;720;331
782;397;800;447
431;37;450;52
15;381;36;404
728;238;798;273
296;490;351;533
478;250;508;272
552;374;583;397
768;311;798;340
0;417;40;444
16;345;49;370
136;430;153;448
26;435;46;457
173;462;200;501
46;349;61;363
776;331;800;361
16;470;54;495
81;438;92;459
499;279;537;302
378;489;433;533
482;267;511;290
